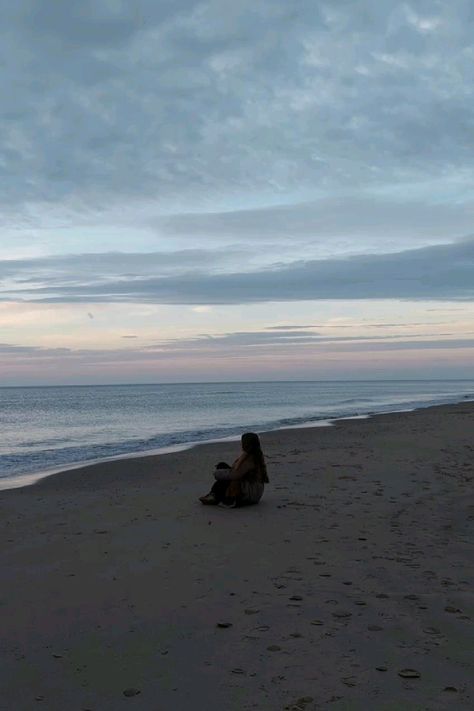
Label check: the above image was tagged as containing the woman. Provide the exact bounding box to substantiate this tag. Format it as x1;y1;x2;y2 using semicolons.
199;432;269;508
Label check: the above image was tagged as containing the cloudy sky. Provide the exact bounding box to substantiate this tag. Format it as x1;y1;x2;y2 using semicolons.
1;0;473;384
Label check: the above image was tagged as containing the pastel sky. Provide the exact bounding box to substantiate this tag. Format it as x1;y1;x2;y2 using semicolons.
1;0;473;384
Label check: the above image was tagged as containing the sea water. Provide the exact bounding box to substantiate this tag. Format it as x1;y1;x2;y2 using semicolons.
1;380;473;487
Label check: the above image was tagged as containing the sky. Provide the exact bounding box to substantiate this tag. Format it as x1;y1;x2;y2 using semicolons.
0;0;473;385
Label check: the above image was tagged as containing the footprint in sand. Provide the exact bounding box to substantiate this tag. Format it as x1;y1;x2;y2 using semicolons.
123;688;141;697
398;669;421;679
444;605;462;613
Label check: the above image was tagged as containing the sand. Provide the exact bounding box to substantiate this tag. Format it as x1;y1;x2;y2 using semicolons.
0;402;473;710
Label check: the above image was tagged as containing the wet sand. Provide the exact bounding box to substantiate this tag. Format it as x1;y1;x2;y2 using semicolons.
0;402;473;710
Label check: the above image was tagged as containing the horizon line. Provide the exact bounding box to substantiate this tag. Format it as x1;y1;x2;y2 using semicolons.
1;377;474;389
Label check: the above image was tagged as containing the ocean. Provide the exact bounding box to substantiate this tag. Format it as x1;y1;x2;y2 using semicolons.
1;380;473;489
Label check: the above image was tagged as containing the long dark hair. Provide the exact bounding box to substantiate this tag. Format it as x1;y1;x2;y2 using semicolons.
241;432;269;483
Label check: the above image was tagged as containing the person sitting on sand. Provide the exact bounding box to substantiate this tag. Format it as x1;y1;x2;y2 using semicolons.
199;432;269;508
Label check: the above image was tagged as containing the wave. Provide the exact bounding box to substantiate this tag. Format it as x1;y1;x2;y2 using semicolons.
1;385;473;485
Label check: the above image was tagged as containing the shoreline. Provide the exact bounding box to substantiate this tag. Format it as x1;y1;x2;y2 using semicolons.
2;396;473;493
0;401;473;709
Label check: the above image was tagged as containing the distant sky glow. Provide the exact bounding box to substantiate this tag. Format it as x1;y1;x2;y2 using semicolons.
0;1;473;384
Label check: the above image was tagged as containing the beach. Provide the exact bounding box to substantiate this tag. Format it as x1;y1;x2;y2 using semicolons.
0;402;473;710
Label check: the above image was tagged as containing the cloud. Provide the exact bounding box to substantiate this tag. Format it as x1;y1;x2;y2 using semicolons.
155;198;474;249
0;248;245;289
21;1;144;48
2;237;473;304
151;329;461;353
0;342;71;355
264;325;318;330
2;330;473;372
1;0;474;218
2;2;473;383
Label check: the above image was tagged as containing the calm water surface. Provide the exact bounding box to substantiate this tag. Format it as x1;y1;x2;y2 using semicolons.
1;380;473;486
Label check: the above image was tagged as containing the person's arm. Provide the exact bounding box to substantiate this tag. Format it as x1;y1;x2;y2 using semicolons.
214;454;253;481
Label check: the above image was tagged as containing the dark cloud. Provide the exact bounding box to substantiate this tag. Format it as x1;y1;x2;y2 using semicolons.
11;0;196;47
23;2;140;47
0;248;244;288
365;321;449;328
156;200;474;246
264;325;318;330
0;343;71;355
154;329;458;353
2;237;473;304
